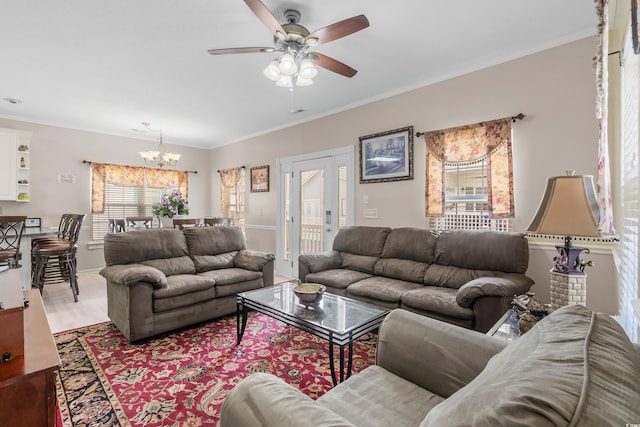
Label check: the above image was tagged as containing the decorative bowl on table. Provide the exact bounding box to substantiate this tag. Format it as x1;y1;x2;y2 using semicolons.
293;283;326;306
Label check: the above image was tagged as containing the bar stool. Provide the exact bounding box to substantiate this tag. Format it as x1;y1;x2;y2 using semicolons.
0;216;27;268
32;214;85;302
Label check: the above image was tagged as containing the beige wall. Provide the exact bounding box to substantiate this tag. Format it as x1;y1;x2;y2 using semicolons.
0;36;620;314
210;36;619;314
0;120;212;271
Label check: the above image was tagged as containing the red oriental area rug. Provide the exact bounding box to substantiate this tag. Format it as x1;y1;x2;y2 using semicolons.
54;312;377;426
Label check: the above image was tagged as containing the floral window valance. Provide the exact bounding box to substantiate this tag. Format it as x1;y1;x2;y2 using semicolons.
424;117;514;218
219;167;243;216
91;162;188;213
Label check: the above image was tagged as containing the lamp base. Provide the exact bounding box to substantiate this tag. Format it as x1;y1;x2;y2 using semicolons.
553;236;591;275
550;269;587;310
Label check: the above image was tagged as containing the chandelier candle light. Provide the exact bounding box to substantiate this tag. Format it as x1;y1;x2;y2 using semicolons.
139;122;181;168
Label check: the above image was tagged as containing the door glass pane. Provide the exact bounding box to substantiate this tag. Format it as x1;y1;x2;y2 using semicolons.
283;172;291;261
338;165;347;229
300;169;323;254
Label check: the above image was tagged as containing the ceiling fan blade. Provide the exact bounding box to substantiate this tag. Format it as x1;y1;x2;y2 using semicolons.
243;0;287;41
308;52;357;78
208;47;275;55
305;15;369;45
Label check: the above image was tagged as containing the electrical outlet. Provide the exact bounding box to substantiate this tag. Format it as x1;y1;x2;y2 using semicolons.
363;208;378;219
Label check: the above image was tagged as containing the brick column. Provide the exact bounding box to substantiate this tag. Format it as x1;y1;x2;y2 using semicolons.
549;269;587;310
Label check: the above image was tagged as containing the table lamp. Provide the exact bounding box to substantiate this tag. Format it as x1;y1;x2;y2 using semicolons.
526;172;601;308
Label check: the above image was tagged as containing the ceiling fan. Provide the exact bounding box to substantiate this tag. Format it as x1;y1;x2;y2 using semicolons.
208;0;369;87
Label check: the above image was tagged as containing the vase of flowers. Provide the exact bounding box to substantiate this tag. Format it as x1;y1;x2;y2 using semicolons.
153;190;189;228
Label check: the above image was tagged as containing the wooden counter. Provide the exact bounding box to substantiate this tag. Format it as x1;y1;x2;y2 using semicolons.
0;289;60;426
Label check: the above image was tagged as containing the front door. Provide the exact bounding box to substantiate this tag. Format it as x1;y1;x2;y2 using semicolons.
276;147;354;278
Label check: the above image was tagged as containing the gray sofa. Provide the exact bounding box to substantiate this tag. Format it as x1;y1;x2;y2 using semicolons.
299;226;534;332
100;226;274;341
220;305;640;427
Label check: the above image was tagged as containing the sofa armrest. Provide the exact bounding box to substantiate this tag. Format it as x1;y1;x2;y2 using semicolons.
298;251;342;282
220;373;356;427
376;309;507;398
99;264;167;289
455;277;522;308
234;250;275;271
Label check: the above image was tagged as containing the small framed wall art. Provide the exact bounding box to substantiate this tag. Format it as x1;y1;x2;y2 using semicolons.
359;126;413;183
250;165;270;192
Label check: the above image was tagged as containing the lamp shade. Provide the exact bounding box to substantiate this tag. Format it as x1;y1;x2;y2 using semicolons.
526;175;601;237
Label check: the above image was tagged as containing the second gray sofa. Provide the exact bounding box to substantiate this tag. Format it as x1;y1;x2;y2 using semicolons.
101;226;275;341
299;226;534;332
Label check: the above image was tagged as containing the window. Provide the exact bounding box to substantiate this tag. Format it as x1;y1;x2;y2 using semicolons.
617;30;640;342
91;183;174;240
90;163;188;241
424;117;514;231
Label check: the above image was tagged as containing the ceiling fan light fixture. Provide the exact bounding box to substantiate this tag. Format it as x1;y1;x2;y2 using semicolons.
299;58;318;79
276;74;293;88
263;60;281;81
278;53;298;76
295;76;313;86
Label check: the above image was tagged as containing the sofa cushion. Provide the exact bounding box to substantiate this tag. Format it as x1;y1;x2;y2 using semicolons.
374;258;429;284
103;228;189;266
154;287;217;312
305;269;373;290
183;226;246;255
421;305;640;427
318;365;444;427
191;252;237;273
332;226;391;257
423;264;498;289
401;287;473;320
199;268;263;297
153;274;216;299
381;227;437;264
341;253;379;274
140;255;197;276
433;230;529;274
347;276;423;304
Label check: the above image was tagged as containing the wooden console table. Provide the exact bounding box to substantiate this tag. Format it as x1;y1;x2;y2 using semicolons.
0;289;60;426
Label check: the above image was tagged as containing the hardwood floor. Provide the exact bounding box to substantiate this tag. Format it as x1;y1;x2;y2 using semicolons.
41;272;293;334
40;272;109;334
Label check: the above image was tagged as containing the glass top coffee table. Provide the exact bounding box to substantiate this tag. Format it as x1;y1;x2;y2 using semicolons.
237;282;390;386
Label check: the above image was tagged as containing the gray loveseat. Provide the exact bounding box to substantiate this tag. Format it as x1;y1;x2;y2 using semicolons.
220;305;640;427
299;226;533;332
100;226;275;341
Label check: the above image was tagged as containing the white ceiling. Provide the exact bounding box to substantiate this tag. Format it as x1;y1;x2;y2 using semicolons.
0;0;596;149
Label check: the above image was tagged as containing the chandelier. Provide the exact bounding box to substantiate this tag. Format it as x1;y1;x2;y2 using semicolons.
139;122;181;168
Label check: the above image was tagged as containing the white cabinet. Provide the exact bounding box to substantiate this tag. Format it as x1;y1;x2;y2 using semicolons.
0;128;32;202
